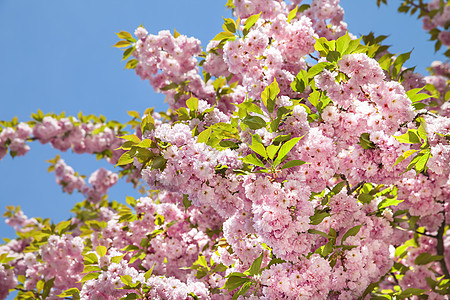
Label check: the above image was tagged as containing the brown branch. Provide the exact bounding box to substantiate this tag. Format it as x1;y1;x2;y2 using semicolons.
436;215;450;279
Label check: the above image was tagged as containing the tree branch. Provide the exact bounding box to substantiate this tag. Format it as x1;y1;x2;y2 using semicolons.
436;215;450;279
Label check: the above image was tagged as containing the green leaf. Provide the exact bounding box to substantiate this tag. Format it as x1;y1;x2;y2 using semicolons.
96;245;107;257
55;220;72;235
122;46;135;61
417;123;427;141
113;40;132;48
233;281;252;300
183;194;192;211
80;272;100;282
116;31;136;42
122;293;139;300
151;156;167;170
359;133;376;149
83;265;101;273
119;134;141;144
272;134;291;145
197;128;212;144
399;288;426;297
322;240;334;257
326;51;340;62
309;212;331;225
247;253;263;276
42;278;55;299
414;253;443;265
125;59;138;69
394;130;421;144
287;6;298;23
144;264;155;281
308;229;331;239
274;136;303;166
414;150;431;173
186;96;199;111
249;135;267;158
341;224;362;245
409;92;433;103
223;18;237;33
307;62;332;78
336;33;351;54
121;275;133;286
161;82;178;91
261;78;280;114
394;149;417;166
242;154;265;168
291;70;306;92
141;114;155;132
242;115;266;130
83;253;99;265
115;152;133;167
392;51;412;80
378;198;403;210
222;276;251;292
244;12;261;32
110;255;124;264
308;90;320;107
281;160;307;169
212;31;235;41
266;144;280;160
58;288;80;297
121;245;140;252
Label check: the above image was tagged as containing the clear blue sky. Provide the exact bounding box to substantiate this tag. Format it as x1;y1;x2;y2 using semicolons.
0;0;445;244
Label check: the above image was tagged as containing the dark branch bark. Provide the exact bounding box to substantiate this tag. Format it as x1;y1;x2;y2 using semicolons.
436;216;450;279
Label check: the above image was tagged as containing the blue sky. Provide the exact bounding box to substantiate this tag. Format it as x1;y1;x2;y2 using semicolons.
0;0;445;245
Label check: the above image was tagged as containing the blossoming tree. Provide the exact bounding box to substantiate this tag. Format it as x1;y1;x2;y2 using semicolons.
1;0;449;299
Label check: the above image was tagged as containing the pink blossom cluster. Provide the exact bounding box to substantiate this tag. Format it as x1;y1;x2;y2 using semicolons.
0;264;16;300
422;0;450;45
33;116;122;160
23;234;84;297
1;0;450;299
53;158;118;203
133;29;216;110
0;123;31;160
0;115;124;165
145;275;210;300
142;123;245;218
80;248;144;299
425;61;450;117
221;14;315;99
303;0;347;40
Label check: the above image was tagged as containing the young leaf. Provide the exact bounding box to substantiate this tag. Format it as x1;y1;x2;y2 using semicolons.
394;149;417;166
281;160;307;169
186;96;199;111
222;276;251;292
341;224;362;245
223;18;237;33
414;252;443;265
96;245;107;257
242;153;265;168
244;12;261;32
249;135;267;158
242;115;266;130
287;6;298;23
197;128;212;144
266;144;280;160
308;90;320;108
261;78;280;114
274;136;303;166
394;130;421;144
247;252;263;276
